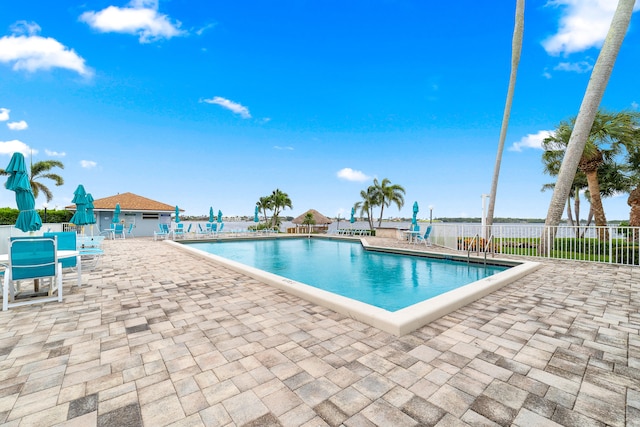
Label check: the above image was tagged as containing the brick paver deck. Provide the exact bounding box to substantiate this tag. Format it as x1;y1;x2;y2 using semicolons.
0;236;638;426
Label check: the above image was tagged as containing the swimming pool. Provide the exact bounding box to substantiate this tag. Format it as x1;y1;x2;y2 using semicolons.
184;238;507;311
171;236;541;335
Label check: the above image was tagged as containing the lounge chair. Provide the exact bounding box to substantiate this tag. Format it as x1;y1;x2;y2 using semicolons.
113;223;125;239
215;223;224;236
173;223;185;239
415;226;432;246
126;223;135;238
2;237;63;311
154;223;170;241
195;223;206;238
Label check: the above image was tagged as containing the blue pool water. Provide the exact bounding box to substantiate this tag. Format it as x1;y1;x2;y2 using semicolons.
187;238;508;312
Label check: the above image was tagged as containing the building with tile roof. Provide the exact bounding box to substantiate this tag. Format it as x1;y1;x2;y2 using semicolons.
67;192;179;237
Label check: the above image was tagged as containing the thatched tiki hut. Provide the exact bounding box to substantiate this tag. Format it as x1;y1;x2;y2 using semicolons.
290;209;332;234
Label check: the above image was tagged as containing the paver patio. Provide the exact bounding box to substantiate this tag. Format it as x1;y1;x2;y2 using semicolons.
0;236;639;426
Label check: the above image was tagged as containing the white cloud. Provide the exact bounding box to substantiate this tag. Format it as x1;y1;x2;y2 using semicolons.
7;120;27;130
632;101;639;110
0;21;91;76
10;20;41;36
195;23;217;36
273;146;293;151
554;60;593;73
337;168;371;182
509;130;553;152
80;0;185;43
0;139;32;156
543;0;640;55
0;108;9;121
45;149;66;157
202;97;252;119
80;160;97;168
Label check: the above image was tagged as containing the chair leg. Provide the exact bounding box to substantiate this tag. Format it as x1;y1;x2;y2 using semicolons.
56;264;63;302
2;274;8;311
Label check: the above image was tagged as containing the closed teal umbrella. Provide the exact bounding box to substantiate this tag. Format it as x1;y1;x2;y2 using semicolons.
86;193;96;235
209;207;214;223
4;152;42;232
86;193;96;225
254;205;259;223
112;203;121;224
175;205;181;223
70;184;90;229
412;201;419;227
217;210;222;223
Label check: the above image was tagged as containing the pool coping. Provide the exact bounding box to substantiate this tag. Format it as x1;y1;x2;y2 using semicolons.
167;237;542;336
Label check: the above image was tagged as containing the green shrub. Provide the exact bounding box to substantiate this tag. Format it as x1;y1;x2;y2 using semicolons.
613;246;640;265
0;207;73;225
552;238;610;255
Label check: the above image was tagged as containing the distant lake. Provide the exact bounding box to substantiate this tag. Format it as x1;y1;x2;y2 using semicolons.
182;220;626;239
181;220;511;233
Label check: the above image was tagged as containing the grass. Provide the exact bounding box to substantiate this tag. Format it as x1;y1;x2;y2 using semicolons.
458;236;640;265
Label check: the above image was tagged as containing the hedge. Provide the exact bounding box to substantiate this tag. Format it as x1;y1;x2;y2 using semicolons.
0;207;73;225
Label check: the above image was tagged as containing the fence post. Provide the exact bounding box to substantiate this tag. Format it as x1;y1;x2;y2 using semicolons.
609;226;613;264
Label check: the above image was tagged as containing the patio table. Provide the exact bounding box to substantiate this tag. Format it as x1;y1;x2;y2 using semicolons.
0;250;81;288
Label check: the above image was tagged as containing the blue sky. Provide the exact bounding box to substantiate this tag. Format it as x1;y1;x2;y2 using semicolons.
1;1;639;221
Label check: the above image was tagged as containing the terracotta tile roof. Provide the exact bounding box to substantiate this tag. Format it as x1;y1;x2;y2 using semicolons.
66;192;176;212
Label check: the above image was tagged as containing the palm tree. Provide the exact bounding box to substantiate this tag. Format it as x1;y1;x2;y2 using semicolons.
543;110;639;239
302;212;315;235
373;178;405;227
487;0;524;229
628;188;640;232
354;185;377;230
30;160;65;201
256;196;272;225
0;158;65;202
269;189;292;228
541;137;585;228
542;0;636;253
543;160;628;238
623;131;640;228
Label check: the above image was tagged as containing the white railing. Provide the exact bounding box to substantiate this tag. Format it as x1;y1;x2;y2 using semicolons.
430;224;640;266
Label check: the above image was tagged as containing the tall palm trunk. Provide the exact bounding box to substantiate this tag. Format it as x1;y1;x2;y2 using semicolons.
540;0;635;255
487;0;524;232
584;169;609;239
565;196;574;226
627;187;640;241
367;205;375;230
628;186;640;220
579;150;609;239
574;186;581;238
628;187;640;226
377;205;385;228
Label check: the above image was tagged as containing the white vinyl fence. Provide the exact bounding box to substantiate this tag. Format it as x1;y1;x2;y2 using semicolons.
430;224;640;266
0;223;68;254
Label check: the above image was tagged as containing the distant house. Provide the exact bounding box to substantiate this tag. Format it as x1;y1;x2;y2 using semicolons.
66;192;179;237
